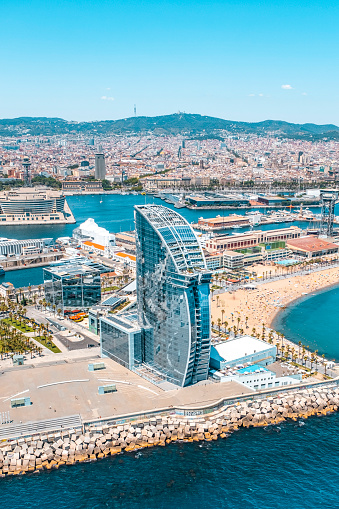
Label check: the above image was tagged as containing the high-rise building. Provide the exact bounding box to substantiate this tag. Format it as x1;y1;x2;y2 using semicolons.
95;147;106;180
134;205;212;386
44;258;109;313
22;157;31;186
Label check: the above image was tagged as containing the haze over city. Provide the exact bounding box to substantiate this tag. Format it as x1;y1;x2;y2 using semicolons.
1;0;339;123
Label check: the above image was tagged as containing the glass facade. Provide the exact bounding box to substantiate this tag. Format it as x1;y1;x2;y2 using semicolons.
44;259;108;312
101;315;142;370
135;205;211;387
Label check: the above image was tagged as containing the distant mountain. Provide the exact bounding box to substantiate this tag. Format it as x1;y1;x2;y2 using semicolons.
0;113;338;139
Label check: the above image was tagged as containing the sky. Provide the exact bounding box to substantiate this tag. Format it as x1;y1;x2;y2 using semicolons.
1;0;339;124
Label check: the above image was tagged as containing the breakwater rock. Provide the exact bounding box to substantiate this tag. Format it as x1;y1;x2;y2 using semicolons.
1;385;339;477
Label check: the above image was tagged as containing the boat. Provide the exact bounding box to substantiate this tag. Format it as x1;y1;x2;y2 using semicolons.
0;265;5;276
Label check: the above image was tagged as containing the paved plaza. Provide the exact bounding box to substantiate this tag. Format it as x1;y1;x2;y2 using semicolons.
0;355;251;425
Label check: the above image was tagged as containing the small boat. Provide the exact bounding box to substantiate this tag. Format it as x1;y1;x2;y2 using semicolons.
0;265;5;276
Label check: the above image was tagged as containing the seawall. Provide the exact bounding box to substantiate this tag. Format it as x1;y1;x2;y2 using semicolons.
1;381;339;477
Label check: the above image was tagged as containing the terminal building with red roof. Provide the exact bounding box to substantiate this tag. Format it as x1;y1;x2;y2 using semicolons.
286;236;339;258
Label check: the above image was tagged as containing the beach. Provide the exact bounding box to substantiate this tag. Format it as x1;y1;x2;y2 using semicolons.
211;266;339;335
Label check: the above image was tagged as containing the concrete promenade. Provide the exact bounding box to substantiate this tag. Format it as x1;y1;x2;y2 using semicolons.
0;356;251;426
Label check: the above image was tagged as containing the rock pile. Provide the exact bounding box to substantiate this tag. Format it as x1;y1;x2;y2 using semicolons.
1;384;338;477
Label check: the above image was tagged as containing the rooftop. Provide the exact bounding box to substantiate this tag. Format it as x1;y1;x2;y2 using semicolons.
135;204;206;272
237;364;270;374
83;240;105;251
286;236;339;252
44;258;110;278
211;335;274;363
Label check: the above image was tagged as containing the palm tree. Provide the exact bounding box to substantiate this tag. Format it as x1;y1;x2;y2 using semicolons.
281;345;285;359
221;308;225;324
217;318;222;336
323;359;328;377
298;341;302;362
310;353;315;372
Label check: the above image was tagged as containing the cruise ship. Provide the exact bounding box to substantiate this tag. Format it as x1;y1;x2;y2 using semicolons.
0;188;76;225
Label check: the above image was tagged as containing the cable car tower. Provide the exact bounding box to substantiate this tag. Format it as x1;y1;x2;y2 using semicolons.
320;189;339;237
22;157;31;186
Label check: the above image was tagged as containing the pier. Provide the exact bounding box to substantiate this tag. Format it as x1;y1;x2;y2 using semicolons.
0;251;65;271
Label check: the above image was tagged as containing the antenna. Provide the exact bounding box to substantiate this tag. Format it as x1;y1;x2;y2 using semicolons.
134;104;137;117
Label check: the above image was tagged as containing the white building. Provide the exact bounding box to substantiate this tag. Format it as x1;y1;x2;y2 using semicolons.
210;335;277;369
213;363;302;391
73;218;115;254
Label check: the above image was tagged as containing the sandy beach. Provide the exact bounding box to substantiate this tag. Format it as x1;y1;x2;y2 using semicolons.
211;266;339;335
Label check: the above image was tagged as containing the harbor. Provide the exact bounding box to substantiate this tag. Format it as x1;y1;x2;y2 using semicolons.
192;208;330;232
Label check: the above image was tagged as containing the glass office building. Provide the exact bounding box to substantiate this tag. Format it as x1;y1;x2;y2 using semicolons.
101;313;142;370
134;205;212;387
44;259;109;312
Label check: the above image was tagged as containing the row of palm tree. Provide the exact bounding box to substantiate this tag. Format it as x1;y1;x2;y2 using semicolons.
212;307;330;376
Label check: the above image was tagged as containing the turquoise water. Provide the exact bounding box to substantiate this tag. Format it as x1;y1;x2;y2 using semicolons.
273;284;339;362
1;414;339;508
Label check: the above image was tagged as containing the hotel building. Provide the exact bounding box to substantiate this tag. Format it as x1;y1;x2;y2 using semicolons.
101;205;212;387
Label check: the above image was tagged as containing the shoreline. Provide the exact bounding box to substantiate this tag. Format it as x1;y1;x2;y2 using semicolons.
211;265;339;372
213;265;339;337
270;279;339;332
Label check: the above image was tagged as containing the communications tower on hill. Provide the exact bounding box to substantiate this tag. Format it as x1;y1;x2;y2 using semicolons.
320;189;339;237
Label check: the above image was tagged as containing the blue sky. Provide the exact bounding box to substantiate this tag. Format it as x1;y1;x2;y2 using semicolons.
1;0;338;124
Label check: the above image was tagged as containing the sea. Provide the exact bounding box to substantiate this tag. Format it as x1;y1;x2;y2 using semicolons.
1;194;339;507
1;414;339;508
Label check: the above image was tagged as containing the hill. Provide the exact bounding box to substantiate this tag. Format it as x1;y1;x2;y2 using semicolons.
0;113;338;139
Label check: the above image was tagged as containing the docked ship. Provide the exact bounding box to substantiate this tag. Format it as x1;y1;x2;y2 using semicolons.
0;188;76;226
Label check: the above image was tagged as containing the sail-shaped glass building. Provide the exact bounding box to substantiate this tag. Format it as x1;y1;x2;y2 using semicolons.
134;205;211;387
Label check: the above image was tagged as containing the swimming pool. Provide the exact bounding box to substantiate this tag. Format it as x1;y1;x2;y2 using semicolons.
237;364;269;374
276;259;299;266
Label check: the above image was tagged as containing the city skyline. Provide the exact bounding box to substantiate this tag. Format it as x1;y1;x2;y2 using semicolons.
1;0;339;124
